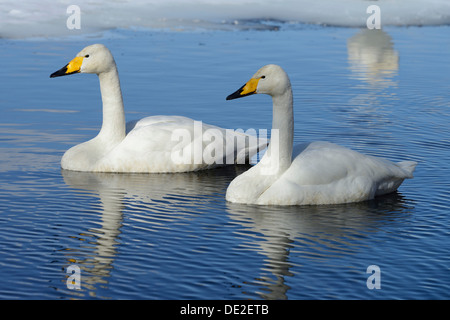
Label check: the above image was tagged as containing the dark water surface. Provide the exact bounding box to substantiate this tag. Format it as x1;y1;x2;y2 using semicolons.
0;26;448;299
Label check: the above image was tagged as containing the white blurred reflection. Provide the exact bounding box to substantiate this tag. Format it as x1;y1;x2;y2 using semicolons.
343;29;400;133
347;29;399;88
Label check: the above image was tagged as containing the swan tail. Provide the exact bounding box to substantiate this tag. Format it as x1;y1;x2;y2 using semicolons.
397;161;417;178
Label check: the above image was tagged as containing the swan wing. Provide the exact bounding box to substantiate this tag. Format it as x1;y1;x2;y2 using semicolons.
256;141;416;205
96;116;267;172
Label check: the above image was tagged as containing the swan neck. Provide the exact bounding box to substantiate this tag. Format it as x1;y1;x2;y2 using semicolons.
263;89;294;174
97;67;126;142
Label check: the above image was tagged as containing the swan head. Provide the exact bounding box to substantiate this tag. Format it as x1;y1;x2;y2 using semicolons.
50;44;116;78
226;64;291;100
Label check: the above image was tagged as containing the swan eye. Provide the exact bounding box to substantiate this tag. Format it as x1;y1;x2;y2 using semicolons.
261;76;265;79
85;54;90;58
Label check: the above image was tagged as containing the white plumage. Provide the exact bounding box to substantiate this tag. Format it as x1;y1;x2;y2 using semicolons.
51;44;267;173
226;64;416;205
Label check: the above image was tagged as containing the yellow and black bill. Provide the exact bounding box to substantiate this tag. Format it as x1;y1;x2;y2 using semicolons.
226;78;259;100
50;56;83;78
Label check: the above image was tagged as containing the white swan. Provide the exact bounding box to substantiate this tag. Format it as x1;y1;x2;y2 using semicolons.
50;44;267;173
225;64;417;205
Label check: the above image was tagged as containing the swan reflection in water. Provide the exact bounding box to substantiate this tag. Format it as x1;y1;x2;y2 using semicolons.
61;167;413;299
60;166;245;297
347;28;399;88
346;28;400;126
225;193;413;299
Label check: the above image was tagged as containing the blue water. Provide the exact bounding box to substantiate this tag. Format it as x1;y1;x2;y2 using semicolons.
0;25;449;300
